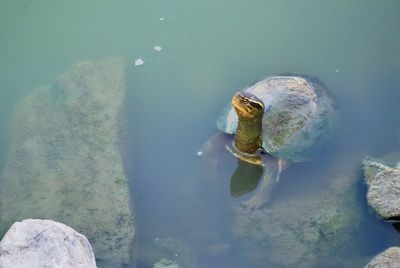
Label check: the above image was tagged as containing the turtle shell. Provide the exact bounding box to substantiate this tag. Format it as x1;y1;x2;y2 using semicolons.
216;76;334;161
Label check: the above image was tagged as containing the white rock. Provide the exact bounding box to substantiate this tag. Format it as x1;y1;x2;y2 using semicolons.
153;46;163;52
135;58;144;66
0;219;97;268
159;17;165;21
196;151;203;157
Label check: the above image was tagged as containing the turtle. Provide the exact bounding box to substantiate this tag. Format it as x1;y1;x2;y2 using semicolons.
198;76;334;209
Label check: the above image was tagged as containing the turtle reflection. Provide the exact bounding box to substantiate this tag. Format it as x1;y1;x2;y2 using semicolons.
230;159;262;197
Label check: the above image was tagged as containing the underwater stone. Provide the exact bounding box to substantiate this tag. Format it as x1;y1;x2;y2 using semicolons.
153;258;181;268
365;247;400;268
363;157;400;220
232;174;362;268
0;219;96;268
0;58;134;267
139;237;195;267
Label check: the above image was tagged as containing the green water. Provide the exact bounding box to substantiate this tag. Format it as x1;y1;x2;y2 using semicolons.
1;0;400;267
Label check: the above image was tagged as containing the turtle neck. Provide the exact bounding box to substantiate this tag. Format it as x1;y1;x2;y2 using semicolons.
233;113;263;154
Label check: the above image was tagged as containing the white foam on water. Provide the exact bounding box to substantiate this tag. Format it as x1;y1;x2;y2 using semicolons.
134;58;144;66
153;46;162;52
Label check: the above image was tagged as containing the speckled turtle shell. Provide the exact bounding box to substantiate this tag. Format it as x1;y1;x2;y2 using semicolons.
216;76;334;161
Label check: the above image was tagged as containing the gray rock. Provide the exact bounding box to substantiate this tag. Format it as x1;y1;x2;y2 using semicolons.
363;157;400;220
232;174;362;268
0;219;96;268
0;58;135;267
365;247;400;268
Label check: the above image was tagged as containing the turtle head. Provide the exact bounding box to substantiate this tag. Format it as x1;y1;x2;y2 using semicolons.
232;91;265;119
231;91;265;155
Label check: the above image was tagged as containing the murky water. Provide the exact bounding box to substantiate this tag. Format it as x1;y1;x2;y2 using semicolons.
1;0;400;267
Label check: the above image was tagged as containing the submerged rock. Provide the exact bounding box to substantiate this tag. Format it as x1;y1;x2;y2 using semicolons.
0;219;96;268
0;58;134;267
232;175;362;268
365;247;400;268
139;237;195;268
363;157;400;220
154;258;181;268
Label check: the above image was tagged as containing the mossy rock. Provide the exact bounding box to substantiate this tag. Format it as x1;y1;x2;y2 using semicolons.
362;153;400;220
153;258;182;268
232;174;362;267
138;237;195;268
0;58;135;268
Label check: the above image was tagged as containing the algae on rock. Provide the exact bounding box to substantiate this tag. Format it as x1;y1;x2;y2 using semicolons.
139;237;195;268
232;174;363;268
153;258;182;268
0;58;135;268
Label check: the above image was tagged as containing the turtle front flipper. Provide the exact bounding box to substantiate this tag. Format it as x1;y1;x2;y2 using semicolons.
196;132;235;182
241;155;283;210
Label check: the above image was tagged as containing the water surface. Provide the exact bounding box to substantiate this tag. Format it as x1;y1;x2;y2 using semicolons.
1;0;400;267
